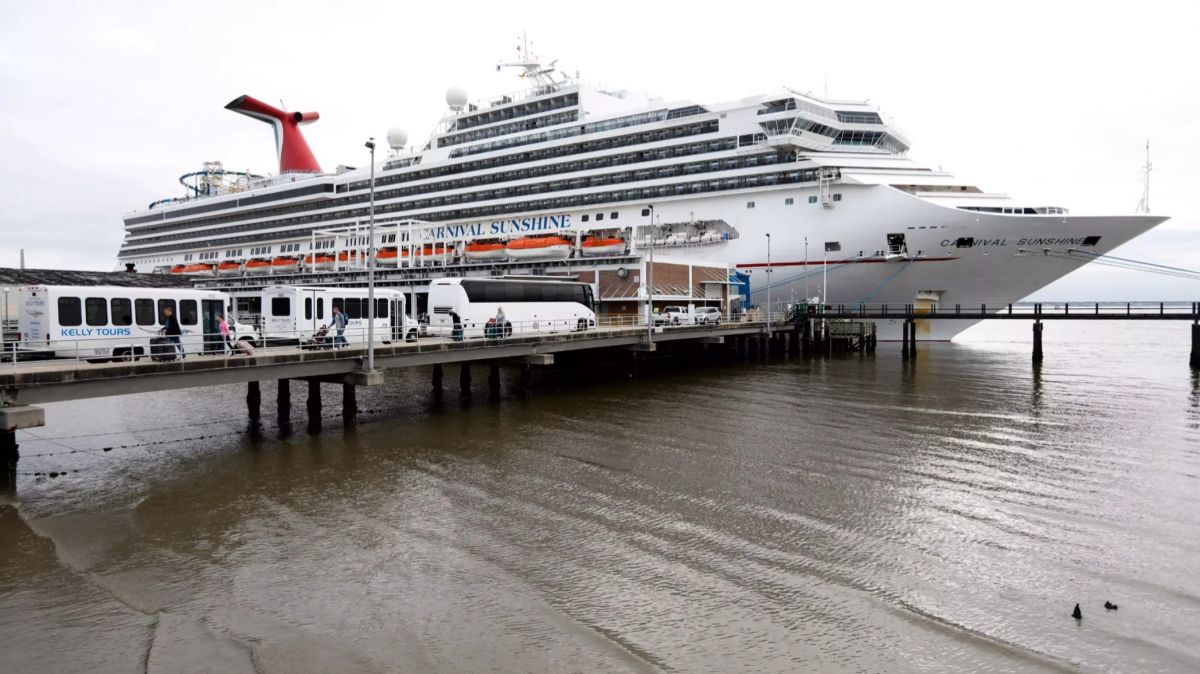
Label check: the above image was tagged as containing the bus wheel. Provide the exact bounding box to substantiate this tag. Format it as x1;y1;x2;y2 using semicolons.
86;358;111;364
406;329;418;342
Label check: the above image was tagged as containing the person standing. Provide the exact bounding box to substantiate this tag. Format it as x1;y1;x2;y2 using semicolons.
332;305;348;349
217;313;232;355
161;306;184;359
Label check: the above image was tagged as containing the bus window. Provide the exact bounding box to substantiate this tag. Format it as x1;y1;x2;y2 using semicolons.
135;299;155;326
376;299;388;319
180;300;198;326
332;300;343;318
85;298;108;326
271;297;291;316
305;297;312;320
346;298;362;319
317;298;324;320
157;299;177;325
59;297;82;326
111;298;133;326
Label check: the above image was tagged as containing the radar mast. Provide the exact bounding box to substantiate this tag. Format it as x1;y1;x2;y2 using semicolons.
496;31;567;91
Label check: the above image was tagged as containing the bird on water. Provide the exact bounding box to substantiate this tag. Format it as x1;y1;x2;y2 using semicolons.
1072;603;1082;620
1104;600;1119;610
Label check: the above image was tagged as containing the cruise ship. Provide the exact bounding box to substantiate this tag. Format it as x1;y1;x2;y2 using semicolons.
117;48;1168;340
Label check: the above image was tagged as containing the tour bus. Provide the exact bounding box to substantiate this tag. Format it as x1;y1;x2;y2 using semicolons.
427;278;597;339
16;285;258;362
258;286;416;345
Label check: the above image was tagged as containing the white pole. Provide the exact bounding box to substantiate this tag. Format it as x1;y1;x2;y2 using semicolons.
804;236;809;303
646;205;655;342
366;138;377;373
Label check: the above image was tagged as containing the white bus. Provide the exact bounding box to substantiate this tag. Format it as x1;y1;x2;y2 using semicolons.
15;285;258;362
258;286;416;345
427;278;597;339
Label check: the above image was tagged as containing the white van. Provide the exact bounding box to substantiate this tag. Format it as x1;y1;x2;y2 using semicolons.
427;278;597;339
16;285;258;362
258;286;415;345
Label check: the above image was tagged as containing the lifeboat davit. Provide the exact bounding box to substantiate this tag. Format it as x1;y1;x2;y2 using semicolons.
304;253;335;271
580;237;626;256
171;263;215;276
271;256;300;273
376;247;399;266
464;241;508;261
244;258;272;275
506;235;573;261
216;261;243;276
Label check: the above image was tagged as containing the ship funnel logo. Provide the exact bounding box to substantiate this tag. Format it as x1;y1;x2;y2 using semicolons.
225;95;322;174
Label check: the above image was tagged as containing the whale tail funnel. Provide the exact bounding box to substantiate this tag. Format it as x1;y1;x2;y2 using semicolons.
225;95;322;174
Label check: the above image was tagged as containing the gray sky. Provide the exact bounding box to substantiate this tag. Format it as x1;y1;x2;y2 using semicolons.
1;0;1196;299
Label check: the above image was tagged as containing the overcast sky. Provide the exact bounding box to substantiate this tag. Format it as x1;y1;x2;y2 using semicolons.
1;0;1196;299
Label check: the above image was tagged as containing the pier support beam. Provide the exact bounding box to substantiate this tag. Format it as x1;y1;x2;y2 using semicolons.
246;381;261;421
459;363;472;396
1032;321;1044;363
1191;323;1199;369
342;383;357;423
277;379;291;419
488;364;501;399
1;431;15;491
306;380;322;430
432;364;443;394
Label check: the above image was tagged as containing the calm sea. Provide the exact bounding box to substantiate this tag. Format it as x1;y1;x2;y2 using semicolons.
2;321;1198;673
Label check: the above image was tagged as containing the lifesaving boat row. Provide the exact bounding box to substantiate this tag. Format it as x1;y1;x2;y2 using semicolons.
170;234;629;276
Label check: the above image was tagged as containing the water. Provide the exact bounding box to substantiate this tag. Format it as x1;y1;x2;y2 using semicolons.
2;322;1198;673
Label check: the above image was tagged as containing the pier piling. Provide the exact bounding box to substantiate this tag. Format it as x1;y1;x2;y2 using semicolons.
1;430;17;490
519;365;532;395
342;383;357;423
460;363;471;396
306;380;322;430
277;379;291;419
432;364;443;394
1033;321;1044;363
1191;323;1199;369
246;381;261;421
488;364;501;398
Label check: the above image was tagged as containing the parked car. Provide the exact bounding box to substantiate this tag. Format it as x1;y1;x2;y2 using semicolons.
694;306;722;324
661;306;692;325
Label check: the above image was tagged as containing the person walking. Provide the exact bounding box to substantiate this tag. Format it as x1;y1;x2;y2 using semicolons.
161;306;184;359
495;306;507;338
331;305;348;349
217;313;232;355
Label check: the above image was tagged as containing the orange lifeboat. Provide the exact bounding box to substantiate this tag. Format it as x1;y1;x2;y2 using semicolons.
216;261;243;276
271;256;300;273
171;263;215;276
580;236;626;256
376;247;399;266
244;258;272;275
304;253;335;271
337;251;365;266
506;235;573;261
464;240;508;261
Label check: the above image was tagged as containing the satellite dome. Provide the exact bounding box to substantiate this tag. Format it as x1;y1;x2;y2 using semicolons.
445;86;468;111
386;127;408;150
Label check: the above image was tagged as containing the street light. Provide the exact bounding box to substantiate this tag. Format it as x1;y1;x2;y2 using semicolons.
365;138;377;373
645;205;655;342
765;233;772;335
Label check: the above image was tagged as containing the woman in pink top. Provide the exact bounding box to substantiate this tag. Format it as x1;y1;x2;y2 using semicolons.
217;314;232;355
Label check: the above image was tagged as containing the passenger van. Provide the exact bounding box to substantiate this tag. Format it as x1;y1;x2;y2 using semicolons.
258;286;416;345
16;285;258;362
427;278;596;339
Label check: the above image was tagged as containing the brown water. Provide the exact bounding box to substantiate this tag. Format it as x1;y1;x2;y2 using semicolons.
2;322;1199;673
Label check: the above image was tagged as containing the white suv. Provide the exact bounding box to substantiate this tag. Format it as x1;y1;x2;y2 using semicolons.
694;307;722;324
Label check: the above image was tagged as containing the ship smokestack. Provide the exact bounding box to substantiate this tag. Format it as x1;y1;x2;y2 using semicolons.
224;95;322;174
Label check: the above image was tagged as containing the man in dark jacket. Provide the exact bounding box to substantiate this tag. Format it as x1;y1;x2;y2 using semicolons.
161;306;185;359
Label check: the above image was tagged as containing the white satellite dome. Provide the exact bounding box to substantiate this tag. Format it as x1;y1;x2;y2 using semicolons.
445;86;468;111
386;127;408;151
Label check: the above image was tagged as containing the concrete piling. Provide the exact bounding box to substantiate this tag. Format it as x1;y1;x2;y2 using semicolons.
277;379;291;419
306;380;322;430
459;363;472;396
1033;321;1044;363
432;364;443;394
342;383;357;423
246;381;261;421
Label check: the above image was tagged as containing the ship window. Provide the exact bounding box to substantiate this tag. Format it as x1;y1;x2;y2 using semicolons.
179;300;198;326
135;299;155;326
785;197;794;205
85;298;108;326
808;195;818;204
581;214;589;222
271;297;291;317
110;298;133;326
747;201;755;209
833;193;843;202
596;213;604;221
610;212;619;220
58;297;82;326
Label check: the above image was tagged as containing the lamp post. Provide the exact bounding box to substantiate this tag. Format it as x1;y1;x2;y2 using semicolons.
645;205;655;341
765;233;772;334
365;138;377;373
